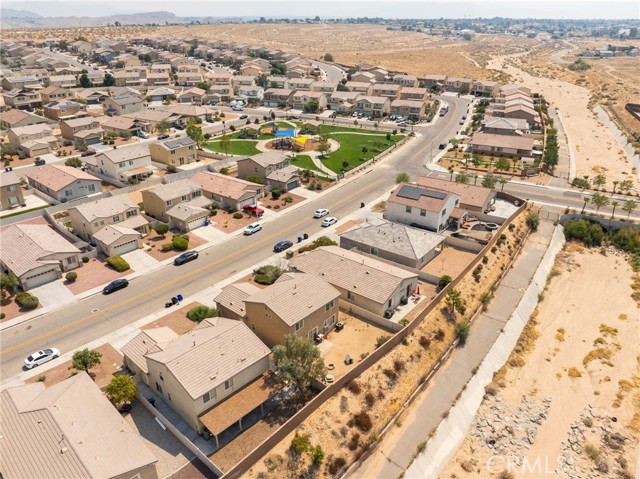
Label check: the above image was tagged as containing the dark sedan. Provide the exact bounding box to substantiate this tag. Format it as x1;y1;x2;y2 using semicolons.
273;240;293;253
174;250;199;265
103;278;129;294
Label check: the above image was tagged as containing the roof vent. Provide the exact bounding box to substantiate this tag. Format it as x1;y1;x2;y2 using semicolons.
60;447;68;454
210;375;216;381
192;340;196;347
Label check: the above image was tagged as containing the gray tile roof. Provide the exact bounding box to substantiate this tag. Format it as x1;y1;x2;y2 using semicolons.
69;195;139;223
146;178;202;201
214;282;262;318
121;327;178;374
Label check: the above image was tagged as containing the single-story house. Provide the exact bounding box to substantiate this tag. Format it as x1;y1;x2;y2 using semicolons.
26;164;102;202
468;132;535;159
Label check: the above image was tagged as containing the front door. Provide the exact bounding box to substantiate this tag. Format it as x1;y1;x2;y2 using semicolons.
308;327;318;341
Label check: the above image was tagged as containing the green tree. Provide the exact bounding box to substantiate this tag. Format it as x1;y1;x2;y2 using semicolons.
455;322;470;343
622;199;637;218
496;157;511;172
196;81;210;91
219;133;231;155
526;212;540;231
323;53;334;62
316;131;331;158
311;444;325;465
445;289;464;318
610;200;619;219
185;120;204;147
448;166;455;181
455;171;470;184
103;73;115;86
79;73;92;88
482;174;498;189
246;175;264;184
65;157;82;168
72;348;102;375
499;177;508;192
273;334;326;398
105;374;137;407
154;224;169;236
186;305;218;322
0;272;19;297
591;193;609;213
581;197;590;214
156;119;170;135
303;99;320;113
437;275;452;291
593;174;606;190
612;180;619;194
619;179;634;194
395;172;410;184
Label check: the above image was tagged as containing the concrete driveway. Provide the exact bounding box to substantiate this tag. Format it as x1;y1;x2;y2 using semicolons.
30;279;74;306
122;249;161;272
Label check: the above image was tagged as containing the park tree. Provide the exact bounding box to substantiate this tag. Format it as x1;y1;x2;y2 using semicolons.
185;119;204;147
0;273;19;297
103;73;115;86
482;174;497;189
591;193;609;213
395;172;410;184
622;199;637;218
317;131;331;158
105;374;137;408
219;133;231;155
79;73;92;88
455;171;470;184
273;334;326;399
72;348;102;375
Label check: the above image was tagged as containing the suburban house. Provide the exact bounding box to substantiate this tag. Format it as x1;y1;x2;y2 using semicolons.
43;100;88;121
266;75;288;88
60;117;104;145
262;88;293;108
192;171;264;210
85;145;152;182
39;85;74;103
67;195;149;255
287;78;314;91
207;84;232;104
371;83;401;99
7;123;59;157
2;88;42;110
231;75;256;93
166;104;210;126
340;220;445;269
444;77;473;93
76;89;109;104
141;178;210;231
1;75;40;91
176;71;202;87
288;246;418;317
146;72;171;86
354;96;390;118
390;100;426;121
103;93;144;116
177;87;206;104
328;91;361;112
100;115;140;137
392;74;419;87
399;87;428;102
421;74;447;90
351;72;377;84
310;81;338;93
344;82;373;94
214;282;261;321
206;72;232;86
0;171;24;211
384;183;461;233
237;85;264;103
289;90;327;110
417;177;497;214
0;224;82;290
150;137;197;167
482;117;531;135
26;164;102;202
0;109;51;129
0;373;159;479
471;80;500;97
121;317;272;437
236;152;300;192
468;132;536;159
47;74;77;89
113;71;145;88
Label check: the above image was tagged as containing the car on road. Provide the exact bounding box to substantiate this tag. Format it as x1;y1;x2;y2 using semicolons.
243;204;265;216
174;250;199;266
34;158;46;166
24;348;60;369
81;149;96;157
239;114;248;120
274;240;293;252
157;134;170;140
398;122;408;127
137;131;150;139
352;112;358;118
313;208;330;218
321;216;337;227
243;222;262;235
439;143;447;150
389;115;397;121
103;278;129;294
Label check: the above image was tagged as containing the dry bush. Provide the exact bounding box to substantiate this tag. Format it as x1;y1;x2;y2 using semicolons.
346;380;362;395
567;367;582;378
419;336;431;349
497;470;514;479
352;411;373;432
434;329;445;341
328;456;346;475
348;432;360;451
393;359;405;373
383;369;398;382
364;392;376;408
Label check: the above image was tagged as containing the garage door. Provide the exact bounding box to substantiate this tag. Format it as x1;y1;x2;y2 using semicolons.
111;239;139;256
23;268;59;290
187;215;207;230
85;137;100;145
286;180;299;190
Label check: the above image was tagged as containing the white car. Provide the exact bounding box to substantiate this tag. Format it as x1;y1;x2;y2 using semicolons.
321;217;337;227
313;208;330;218
24;348;60;369
243;222;262;235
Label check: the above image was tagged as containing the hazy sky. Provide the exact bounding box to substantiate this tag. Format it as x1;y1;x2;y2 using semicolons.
5;0;640;19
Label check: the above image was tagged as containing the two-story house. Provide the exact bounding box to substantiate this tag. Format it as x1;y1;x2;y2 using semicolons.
47;74;77;89
392;74;419;88
39;85;74;104
7;123;59;157
146;72;171;86
384;183;460;233
354;96;390;118
468;132;536;159
328;91;361;114
177;87;206;104
266;75;288;88
149;137;197;167
370;83;401;100
344;81;373;94
310;81;338;94
2;88;42;110
60;117;104;145
0;171;24;211
237;151;300;192
67;195;149;256
141;178;207;224
85;144;152;182
236;85;264;104
26;164;102;202
399;87;429;102
103;93;144;116
390;99;426;121
43;100;88;121
1;75;40;91
289;90;327;111
262;88;293;108
192;171;264;211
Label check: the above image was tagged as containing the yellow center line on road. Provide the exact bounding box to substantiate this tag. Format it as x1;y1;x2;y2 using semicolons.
1;177;386;357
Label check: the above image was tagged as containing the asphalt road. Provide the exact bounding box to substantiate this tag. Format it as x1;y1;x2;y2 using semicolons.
0;97;470;378
310;60;346;83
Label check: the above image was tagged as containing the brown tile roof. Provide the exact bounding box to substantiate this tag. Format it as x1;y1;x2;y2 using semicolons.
121;327;178;374
469;132;534;151
214;282;262;318
192;171;261;202
417;177;496;209
388;183;452;212
26;164;100;193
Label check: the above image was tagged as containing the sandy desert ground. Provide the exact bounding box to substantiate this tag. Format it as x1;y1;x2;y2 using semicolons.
441;245;640;479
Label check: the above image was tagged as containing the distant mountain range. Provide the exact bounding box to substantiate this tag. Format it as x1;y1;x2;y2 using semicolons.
0;10;190;28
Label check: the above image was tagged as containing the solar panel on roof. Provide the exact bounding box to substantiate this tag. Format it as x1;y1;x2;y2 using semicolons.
397;185;446;201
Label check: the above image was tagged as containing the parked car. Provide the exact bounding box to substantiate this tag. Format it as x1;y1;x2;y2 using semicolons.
438;143;447;150
313;208;330;218
174;250;199;266
243;222;262;235
398;122;408;127
389;115;397;121
34;158;46;166
157;134;170;140
81;149;96;157
239;114;248;120
242;204;264;216
174;124;184;130
103;278;129;294
321;217;337;227
274;240;293;252
24;348;60;369
137;131;150;139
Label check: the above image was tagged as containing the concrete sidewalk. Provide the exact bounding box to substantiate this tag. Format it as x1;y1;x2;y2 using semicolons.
350;214;558;479
549;109;575;187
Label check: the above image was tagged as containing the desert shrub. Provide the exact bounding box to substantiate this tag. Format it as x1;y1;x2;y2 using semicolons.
383;367;398;381
171;235;189;251
154;224;169;236
254;274;272;285
393;359;405;373
161;243;174;252
106;256;130;272
310;445;324;465
564;219;605;247
419;336;431;349
456;322;470;342
364;392;376;408
498;470;514;479
16;293;39;309
233;212;243;219
64;157;82;168
15;292;31;304
353;411;372;432
526;212;540;231
186;306;218;323
348;432;360;451
166;164;177;173
253;265;283;285
290;433;311;454
271;189;281;200
65;272;78;282
437;274;452;291
82;256;89;263
610;227;640;253
346;380;362;395
328;457;346;475
209;209;218;216
434;329;445;341
375;335;390;348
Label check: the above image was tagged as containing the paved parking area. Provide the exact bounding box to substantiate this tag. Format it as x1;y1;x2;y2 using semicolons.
190;224;229;243
122;248;161;272
31;279;74;306
492;198;520;218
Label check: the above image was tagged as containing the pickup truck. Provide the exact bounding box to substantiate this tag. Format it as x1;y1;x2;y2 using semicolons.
242;204;264;216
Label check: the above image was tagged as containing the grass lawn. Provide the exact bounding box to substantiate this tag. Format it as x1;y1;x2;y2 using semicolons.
289;154;320;172
318;125;401;136
318;131;404;173
203;140;260;156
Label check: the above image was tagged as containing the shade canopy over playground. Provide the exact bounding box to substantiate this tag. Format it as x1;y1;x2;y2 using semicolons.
275;128;296;137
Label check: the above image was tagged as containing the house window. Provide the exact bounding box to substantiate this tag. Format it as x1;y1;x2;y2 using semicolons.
155;382;162;394
7;185;16;192
159;373;164;381
167;393;171;401
294;320;304;332
126;210;136;218
405;206;412;214
420;209;426;217
224;378;234;390
388;299;392;308
112;216;120;222
347;291;353;300
129;160;133;166
64;189;73;197
170;150;176;154
66;257;74;265
371;247;379;256
8;196;19;205
441;209;447;217
181;195;188;201
325;300;334;311
93;222;100;227
88;184;95;193
166;200;171;206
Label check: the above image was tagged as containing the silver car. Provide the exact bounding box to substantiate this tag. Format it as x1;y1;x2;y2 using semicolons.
24;348;60;369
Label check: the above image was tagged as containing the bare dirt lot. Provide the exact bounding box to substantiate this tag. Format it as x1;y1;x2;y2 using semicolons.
142;302;202;335
64;256;129;295
441;245;640;479
144;230;207;261
422;245;479;279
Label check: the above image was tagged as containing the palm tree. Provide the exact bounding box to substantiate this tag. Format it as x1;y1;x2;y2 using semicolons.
612;180;619;194
591;193;609;214
499;177;508;192
622;199;637;219
448;166;455;181
581;197;590;214
610;200;619;219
